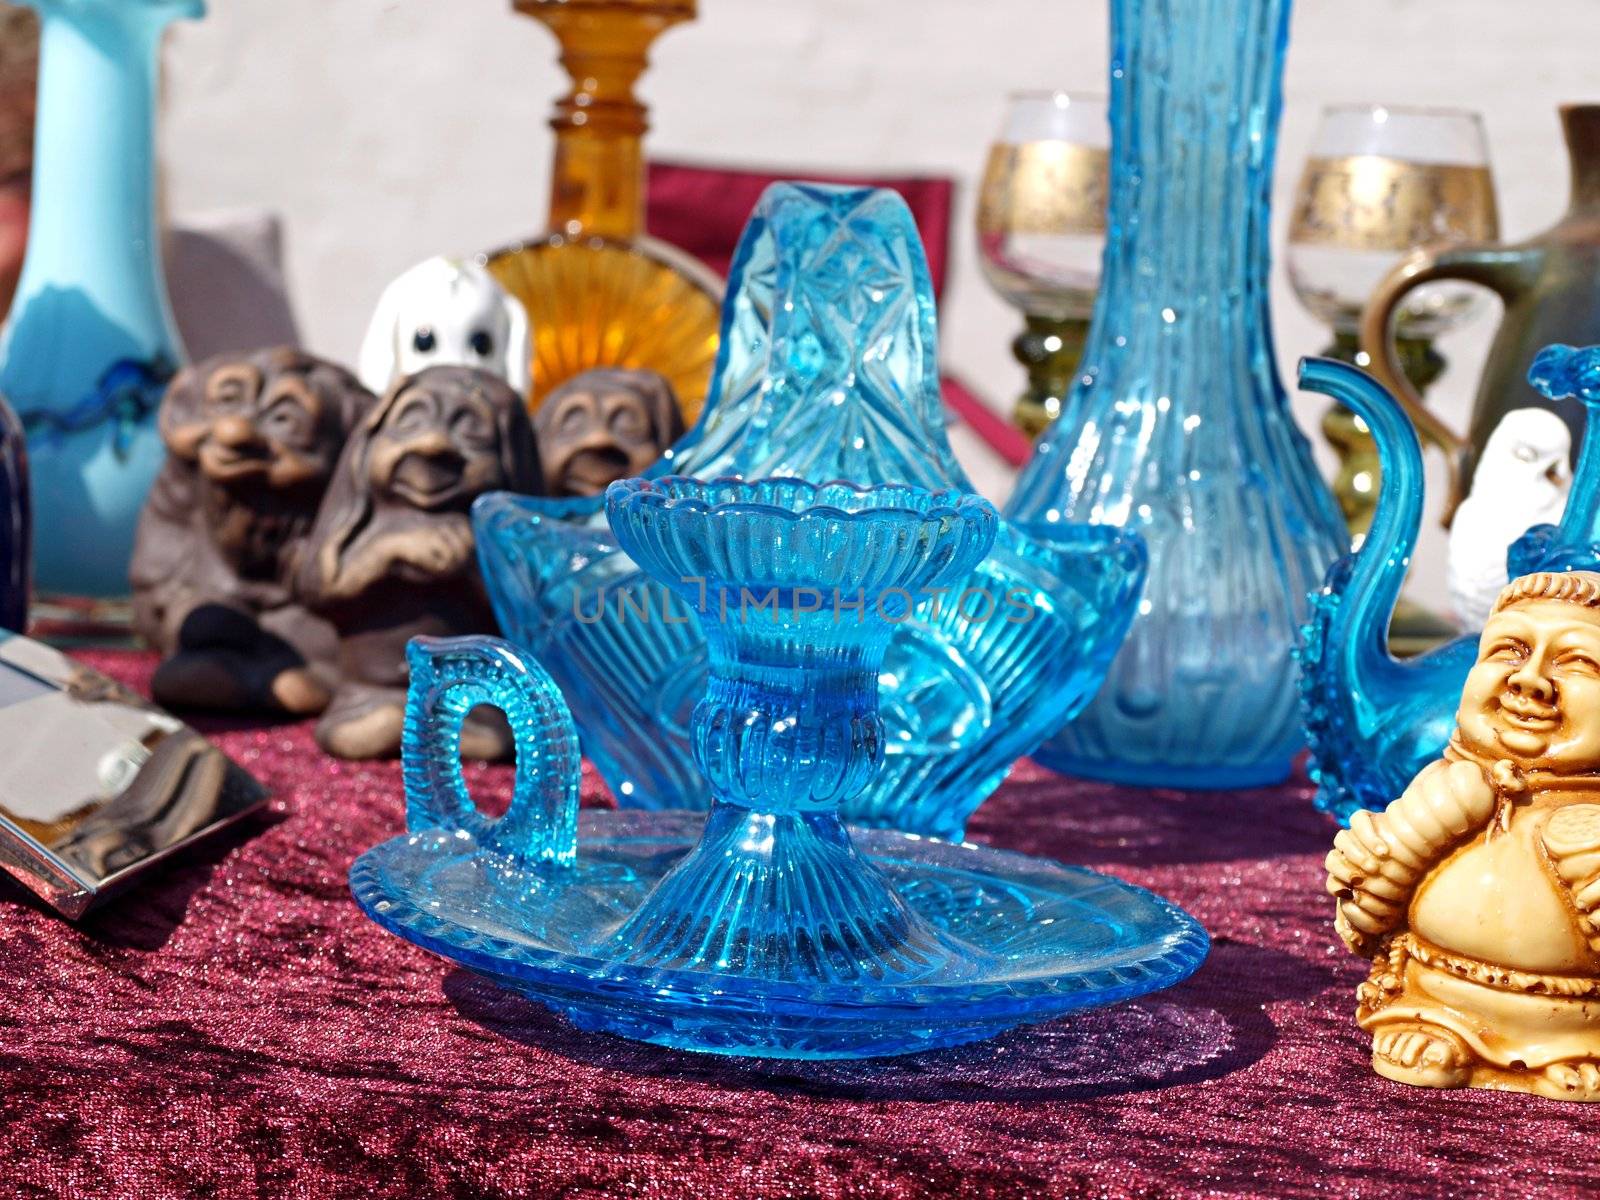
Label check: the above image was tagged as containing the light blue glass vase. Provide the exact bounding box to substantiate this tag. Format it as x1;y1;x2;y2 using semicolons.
1298;345;1600;823
1004;0;1347;788
352;478;1207;1059
0;0;200;598
475;183;1146;840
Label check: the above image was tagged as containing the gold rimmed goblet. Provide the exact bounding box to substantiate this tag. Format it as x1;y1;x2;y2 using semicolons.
976;91;1108;438
1288;103;1500;538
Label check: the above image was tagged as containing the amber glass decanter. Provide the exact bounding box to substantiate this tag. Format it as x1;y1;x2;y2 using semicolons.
487;0;722;421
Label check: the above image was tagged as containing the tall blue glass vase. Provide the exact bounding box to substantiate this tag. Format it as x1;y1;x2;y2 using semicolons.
1005;0;1345;788
0;0;200;599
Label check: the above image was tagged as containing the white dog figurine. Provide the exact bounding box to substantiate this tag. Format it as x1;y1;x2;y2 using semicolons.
1448;407;1573;628
358;257;531;399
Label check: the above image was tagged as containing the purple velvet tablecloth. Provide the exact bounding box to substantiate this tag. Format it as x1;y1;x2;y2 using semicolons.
0;651;1591;1199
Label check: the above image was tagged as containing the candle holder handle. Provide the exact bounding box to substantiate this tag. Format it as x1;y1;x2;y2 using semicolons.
402;635;580;869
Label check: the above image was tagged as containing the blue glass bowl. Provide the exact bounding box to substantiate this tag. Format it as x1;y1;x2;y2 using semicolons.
357;478;1205;1059
478;495;1142;839
474;183;1146;842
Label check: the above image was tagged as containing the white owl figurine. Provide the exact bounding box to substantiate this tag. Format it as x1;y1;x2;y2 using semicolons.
358;257;531;399
1447;407;1573;628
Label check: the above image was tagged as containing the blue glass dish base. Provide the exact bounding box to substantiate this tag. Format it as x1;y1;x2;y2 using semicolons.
350;810;1209;1060
366;480;1202;1062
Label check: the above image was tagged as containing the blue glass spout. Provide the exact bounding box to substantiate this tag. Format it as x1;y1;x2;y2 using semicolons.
1296;345;1600;822
1508;345;1600;576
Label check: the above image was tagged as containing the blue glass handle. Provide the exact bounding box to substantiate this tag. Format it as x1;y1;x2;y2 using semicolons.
402;636;579;868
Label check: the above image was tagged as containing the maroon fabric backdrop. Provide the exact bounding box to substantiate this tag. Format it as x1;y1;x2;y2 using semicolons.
1;650;1591;1199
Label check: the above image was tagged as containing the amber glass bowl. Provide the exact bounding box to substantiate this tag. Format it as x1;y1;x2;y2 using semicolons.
487;233;721;422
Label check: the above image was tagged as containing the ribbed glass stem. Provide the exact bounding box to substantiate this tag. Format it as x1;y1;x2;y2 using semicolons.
692;600;885;814
609;572;965;983
1006;0;1344;787
517;0;694;241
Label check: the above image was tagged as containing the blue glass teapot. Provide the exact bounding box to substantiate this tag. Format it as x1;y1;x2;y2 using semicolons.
1295;345;1600;823
474;182;1147;841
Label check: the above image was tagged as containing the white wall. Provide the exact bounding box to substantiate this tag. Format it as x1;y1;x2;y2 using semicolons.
160;0;1600;608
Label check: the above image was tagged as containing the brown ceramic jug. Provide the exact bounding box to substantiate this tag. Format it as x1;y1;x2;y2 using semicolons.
1361;104;1600;520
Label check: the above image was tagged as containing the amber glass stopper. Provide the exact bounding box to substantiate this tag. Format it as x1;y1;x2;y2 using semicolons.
516;0;695;242
493;0;718;419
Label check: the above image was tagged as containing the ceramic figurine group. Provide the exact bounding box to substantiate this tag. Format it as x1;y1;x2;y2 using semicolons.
130;349;532;759
131;256;683;760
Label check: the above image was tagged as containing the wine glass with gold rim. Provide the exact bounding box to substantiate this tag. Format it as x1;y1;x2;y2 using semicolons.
1288;104;1499;539
976;91;1108;437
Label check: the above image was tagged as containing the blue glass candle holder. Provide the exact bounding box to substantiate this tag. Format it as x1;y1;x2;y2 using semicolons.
1002;0;1348;788
475;183;1146;841
353;478;1206;1060
1297;346;1600;823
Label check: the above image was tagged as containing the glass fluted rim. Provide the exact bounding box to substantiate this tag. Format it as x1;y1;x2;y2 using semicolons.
607;474;996;523
604;475;1000;595
1317;100;1485;122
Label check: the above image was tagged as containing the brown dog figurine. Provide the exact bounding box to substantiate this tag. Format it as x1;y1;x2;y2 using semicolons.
534;367;685;497
131;347;373;715
295;364;541;760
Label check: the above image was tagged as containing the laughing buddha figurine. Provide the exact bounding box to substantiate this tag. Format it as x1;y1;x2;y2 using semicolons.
1327;570;1600;1101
